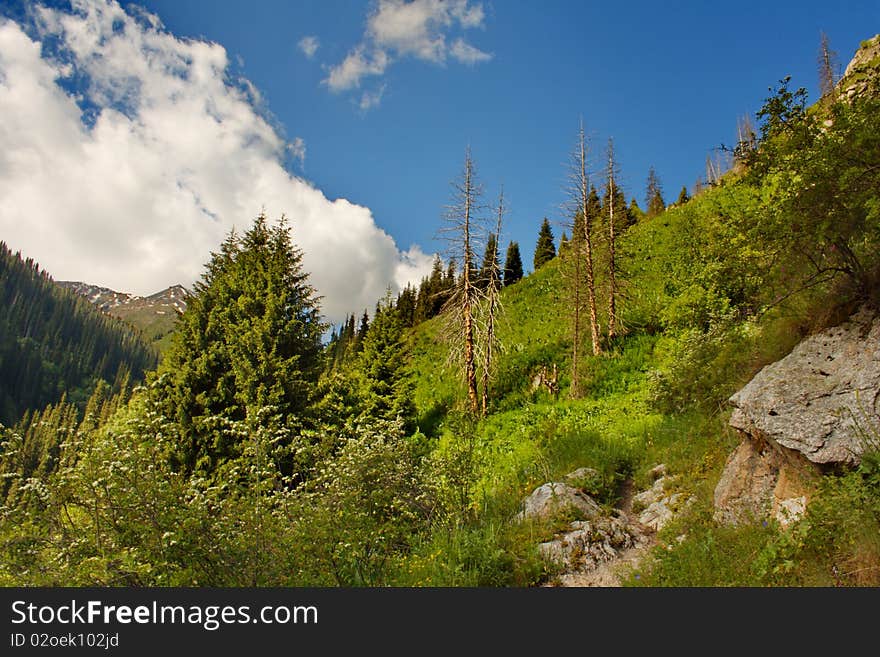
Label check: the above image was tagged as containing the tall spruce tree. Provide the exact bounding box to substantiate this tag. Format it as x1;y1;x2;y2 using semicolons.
478;233;501;291
154;213;324;475
355;292;415;431
503;241;523;286
645;166;666;218
533;218;556;270
676;185;690;205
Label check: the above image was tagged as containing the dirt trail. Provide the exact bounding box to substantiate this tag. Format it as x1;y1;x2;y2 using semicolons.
552;477;657;587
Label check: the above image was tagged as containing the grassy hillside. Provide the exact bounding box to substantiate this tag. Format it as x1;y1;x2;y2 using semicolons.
397;70;880;583
2;41;877;589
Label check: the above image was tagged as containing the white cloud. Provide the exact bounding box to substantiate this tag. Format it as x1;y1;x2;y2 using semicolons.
450;38;491;65
359;84;386;111
297;35;319;59
290;136;306;165
0;1;432;324
324;46;388;92
324;0;491;104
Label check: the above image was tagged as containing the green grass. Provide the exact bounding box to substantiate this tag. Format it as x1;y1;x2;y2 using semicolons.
113;306;180;354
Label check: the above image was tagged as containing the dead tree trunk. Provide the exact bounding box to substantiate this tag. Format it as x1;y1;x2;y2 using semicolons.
440;147;484;415
481;190;504;416
570;119;601;359
606;139;618;342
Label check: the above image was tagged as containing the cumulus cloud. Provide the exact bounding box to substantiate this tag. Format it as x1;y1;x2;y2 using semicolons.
0;0;432;324
324;0;491;105
297;35;319;59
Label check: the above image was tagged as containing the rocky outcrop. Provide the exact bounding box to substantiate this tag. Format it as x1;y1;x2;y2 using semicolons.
716;306;880;525
517;482;601;522
632;472;693;532
729;306;880;466
539;515;638;572
532;465;693;586
713;435;816;527
839;34;880;100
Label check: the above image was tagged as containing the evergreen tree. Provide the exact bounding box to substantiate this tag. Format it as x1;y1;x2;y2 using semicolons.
154;213;324;475
676;185;690;205
396;284;417;327
645;166;666;218
503;242;523;287
629;199;645;223
533;218;556;270
355;293;415;431
355;310;370;351
477;233;501;291
558;232;570;256
413;255;448;324
0;242;156;426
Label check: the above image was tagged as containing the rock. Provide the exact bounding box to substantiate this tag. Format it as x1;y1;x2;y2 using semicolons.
517;482;601;522
539;515;636;571
840;34;880;100
638;492;694;532
639;494;676;531
564;467;599;486
627;475;694;531
776;496;807;527
633;477;666;509
649;463;667;480
728;306;880;467
714;436;816;527
715;307;880;526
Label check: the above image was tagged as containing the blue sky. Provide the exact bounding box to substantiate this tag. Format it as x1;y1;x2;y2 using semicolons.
1;0;878;324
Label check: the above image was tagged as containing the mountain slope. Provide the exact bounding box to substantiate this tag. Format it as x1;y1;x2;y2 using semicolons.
0;243;158;425
397;36;880;585
57;281;188;352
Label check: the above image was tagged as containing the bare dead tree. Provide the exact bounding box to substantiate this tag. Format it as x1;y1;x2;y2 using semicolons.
479;189;505;416
566;119;602;364
735;114;757;164
705;153;719;185
818;30;840;100
605;138;620;341
562;209;584;397
439;147;485;415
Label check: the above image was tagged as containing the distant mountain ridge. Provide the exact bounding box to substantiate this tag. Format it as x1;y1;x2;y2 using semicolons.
57;281;189;352
57;281;188;312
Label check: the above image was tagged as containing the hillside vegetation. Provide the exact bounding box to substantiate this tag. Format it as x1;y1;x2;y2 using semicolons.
0;242;157;426
1;38;878;587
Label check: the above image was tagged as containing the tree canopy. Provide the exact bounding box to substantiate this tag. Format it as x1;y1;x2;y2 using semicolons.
503;241;523;286
533;218;556;270
153;213;324;474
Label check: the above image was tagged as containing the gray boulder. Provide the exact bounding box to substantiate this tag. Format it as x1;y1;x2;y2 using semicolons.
539;516;636;571
517;482;601;522
728;306;880;466
633;476;693;531
716;306;880;526
564;467;600;486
